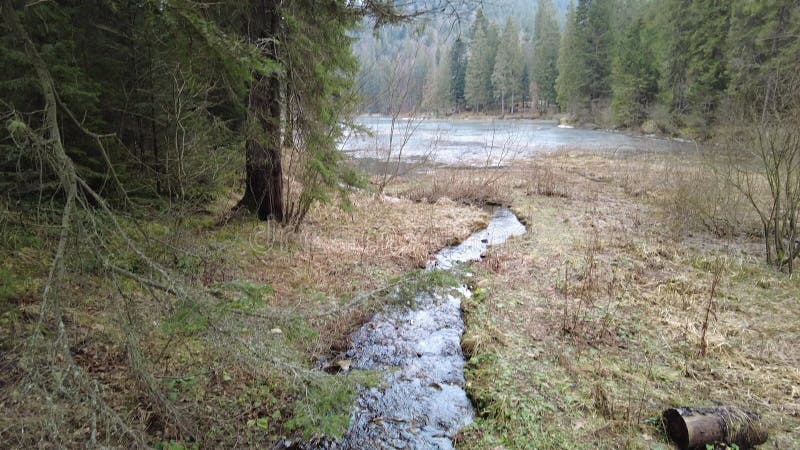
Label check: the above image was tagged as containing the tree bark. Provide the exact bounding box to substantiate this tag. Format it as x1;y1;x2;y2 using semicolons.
240;0;283;222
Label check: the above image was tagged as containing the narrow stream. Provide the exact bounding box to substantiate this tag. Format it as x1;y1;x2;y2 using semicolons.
328;207;526;449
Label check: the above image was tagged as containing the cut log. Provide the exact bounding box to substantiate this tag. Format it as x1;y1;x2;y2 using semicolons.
663;406;768;449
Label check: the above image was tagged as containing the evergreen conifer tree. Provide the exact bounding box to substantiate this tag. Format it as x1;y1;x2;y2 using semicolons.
556;0;582;113
611;18;659;126
449;37;468;111
532;0;561;112
466;23;492;111
492;19;522;114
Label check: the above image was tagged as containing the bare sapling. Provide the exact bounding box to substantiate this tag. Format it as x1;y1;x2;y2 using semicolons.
562;231;601;337
698;259;723;358
374;39;427;194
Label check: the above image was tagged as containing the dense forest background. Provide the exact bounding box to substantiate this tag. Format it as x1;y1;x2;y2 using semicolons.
355;0;800;137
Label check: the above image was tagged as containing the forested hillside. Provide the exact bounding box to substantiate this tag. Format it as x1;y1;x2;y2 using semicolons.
354;0;800;137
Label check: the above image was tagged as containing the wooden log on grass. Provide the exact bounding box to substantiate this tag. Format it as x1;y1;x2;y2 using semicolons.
663;406;768;449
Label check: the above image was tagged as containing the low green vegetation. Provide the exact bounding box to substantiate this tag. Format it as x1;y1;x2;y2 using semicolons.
0;188;485;447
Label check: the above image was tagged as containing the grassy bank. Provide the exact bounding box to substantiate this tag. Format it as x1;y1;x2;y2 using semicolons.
452;152;800;449
0;190;486;448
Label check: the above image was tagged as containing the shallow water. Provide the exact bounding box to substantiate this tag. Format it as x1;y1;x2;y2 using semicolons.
327;207;526;449
341;116;693;166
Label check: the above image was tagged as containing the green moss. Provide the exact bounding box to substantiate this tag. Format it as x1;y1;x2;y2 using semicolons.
394;268;465;305
285;371;380;440
0;266;24;305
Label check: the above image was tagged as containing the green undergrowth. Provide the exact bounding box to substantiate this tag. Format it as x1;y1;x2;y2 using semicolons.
460;286;619;449
393;267;465;305
0;203;362;446
1;190;487;447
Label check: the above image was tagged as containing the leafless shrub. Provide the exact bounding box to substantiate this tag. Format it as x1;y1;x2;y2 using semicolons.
656;153;753;238
404;121;527;205
698;259;724;358
404;167;509;205
561;231;613;342
724;78;800;272
528;163;571;198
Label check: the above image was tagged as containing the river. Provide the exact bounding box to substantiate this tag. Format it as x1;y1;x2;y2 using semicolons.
341;116;694;167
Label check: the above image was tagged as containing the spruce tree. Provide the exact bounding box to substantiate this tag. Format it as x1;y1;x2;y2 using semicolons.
532;0;561;112
556;0;582;113
728;0;800;113
422;53;453;115
663;0;730;129
575;0;614;104
686;0;730;123
492;19;522;114
611;18;659;126
466;24;492;111
485;23;500;109
449;37;468;112
520;64;531;108
469;7;489;40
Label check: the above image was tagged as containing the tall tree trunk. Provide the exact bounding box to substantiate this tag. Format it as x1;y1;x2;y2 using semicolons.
148;43;162;194
241;0;283;222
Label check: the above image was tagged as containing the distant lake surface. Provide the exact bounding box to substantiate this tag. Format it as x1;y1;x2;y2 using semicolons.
341;116;694;166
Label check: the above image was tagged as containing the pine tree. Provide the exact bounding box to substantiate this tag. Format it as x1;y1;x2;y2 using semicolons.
492;19;522;114
532;0;561;112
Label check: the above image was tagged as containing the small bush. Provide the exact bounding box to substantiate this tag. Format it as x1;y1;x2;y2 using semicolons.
528;164;571;198
656;156;754;237
403;169;509;206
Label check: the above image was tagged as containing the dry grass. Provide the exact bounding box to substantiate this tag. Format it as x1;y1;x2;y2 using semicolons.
396;167;512;206
227;192;487;355
225;191;486;302
458;150;800;449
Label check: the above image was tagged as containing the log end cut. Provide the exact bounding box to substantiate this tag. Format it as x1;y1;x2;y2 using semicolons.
663;406;768;450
